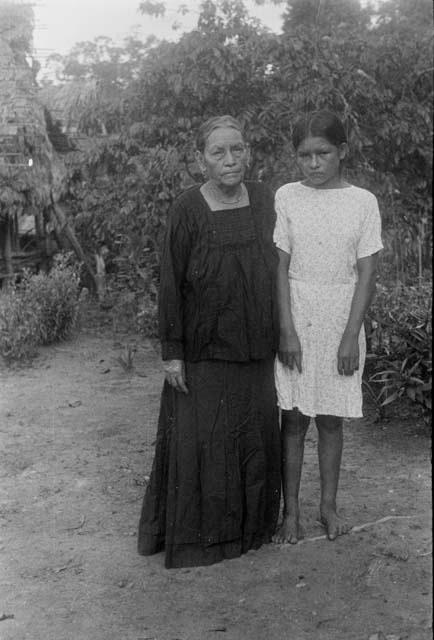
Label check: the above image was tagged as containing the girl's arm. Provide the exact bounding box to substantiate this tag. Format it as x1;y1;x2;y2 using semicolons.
277;247;302;372
338;252;379;375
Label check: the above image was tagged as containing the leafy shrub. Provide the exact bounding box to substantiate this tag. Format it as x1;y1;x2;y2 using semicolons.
106;285;158;337
0;287;40;363
0;255;81;364
22;254;81;344
135;289;158;337
365;282;432;422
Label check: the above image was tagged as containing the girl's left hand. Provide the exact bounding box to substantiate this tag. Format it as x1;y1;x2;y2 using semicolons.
337;334;359;376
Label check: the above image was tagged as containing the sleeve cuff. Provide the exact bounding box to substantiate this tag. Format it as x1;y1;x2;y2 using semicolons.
356;241;384;259
161;340;184;361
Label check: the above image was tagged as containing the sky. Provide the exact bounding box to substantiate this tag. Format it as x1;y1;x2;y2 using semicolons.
31;0;285;66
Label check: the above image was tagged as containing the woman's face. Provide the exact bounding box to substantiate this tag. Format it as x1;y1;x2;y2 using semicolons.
296;136;347;189
197;126;249;190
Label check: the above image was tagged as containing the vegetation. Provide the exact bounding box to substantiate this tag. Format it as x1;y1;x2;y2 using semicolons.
16;0;433;419
42;0;432;279
365;283;432;423
0;255;80;363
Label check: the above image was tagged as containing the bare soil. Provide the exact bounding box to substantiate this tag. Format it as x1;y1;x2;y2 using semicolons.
0;323;431;640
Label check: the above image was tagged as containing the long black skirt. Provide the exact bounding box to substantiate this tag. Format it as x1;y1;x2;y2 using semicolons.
137;358;281;569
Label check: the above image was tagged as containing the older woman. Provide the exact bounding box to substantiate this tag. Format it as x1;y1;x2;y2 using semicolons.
138;115;280;568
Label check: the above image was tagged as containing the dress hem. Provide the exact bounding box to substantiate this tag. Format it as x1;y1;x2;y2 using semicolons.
138;533;272;569
277;402;363;419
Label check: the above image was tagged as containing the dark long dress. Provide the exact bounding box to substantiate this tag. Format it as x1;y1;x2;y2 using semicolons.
137;182;281;568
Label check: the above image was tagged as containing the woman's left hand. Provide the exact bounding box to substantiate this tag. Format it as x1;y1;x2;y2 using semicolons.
337;334;359;376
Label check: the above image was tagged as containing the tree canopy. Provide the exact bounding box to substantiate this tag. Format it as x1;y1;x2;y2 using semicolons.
40;0;433;287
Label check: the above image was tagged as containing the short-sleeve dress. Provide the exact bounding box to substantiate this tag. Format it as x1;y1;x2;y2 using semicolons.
274;181;383;418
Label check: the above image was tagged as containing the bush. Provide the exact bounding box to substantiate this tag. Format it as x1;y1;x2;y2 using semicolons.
105;285;158;337
135;289;158;337
365;282;432;422
23;254;81;344
0;255;81;364
0;288;40;362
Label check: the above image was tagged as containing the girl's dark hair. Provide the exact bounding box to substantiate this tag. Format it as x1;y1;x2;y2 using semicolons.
292;110;347;150
196;115;244;152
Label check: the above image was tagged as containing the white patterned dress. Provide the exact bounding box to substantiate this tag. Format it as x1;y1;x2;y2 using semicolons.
274;182;383;418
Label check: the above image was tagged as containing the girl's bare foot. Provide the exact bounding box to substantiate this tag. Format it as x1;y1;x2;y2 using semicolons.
272;513;304;544
319;507;350;541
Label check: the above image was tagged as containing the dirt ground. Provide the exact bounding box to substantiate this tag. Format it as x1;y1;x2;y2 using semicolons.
0;322;432;640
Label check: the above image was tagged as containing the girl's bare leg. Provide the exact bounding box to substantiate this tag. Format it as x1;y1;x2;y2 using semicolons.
316;415;350;540
273;409;310;544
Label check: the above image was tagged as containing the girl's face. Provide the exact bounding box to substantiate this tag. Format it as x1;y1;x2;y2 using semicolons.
296;136;347;189
196;126;249;190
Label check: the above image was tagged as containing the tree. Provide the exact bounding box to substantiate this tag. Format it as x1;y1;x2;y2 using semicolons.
282;0;370;32
43;35;152;86
47;0;432;285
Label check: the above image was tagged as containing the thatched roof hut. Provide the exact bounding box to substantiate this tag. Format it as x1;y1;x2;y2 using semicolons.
39;78;105;136
0;2;65;216
0;2;96;286
0;1;61;280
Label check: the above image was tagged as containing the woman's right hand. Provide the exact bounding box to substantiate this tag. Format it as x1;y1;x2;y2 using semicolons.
278;332;302;373
163;359;189;394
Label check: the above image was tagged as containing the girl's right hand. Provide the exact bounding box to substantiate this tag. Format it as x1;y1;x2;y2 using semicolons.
163;359;189;394
278;333;302;373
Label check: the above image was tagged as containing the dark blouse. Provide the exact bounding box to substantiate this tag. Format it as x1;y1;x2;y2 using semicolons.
159;181;278;362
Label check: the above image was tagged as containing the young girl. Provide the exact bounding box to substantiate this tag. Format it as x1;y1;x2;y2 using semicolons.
272;110;383;544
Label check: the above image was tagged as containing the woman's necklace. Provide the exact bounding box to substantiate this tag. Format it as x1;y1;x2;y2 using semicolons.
206;183;244;205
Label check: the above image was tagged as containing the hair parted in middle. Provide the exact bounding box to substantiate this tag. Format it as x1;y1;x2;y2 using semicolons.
292;110;348;150
196;115;245;152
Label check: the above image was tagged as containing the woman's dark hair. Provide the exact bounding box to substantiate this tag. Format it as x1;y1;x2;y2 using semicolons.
196;115;245;152
292;110;347;150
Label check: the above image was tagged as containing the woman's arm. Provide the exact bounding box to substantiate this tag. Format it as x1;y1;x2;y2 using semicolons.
276;248;302;372
159;201;192;393
338;252;379;376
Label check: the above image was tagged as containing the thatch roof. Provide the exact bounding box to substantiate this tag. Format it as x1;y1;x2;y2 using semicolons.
39;79;101;134
0;1;65;218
